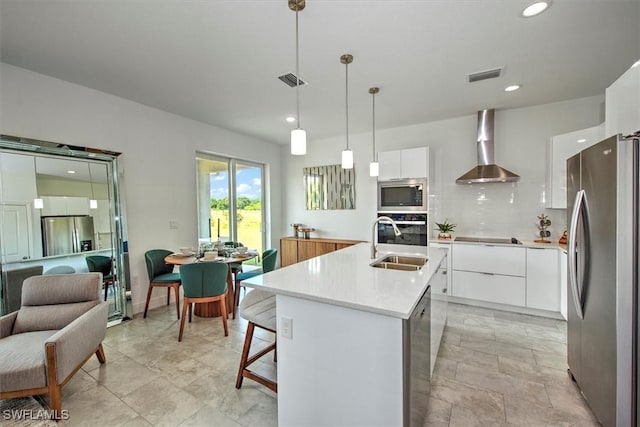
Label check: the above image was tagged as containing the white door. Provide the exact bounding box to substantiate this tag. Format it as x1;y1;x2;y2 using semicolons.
1;203;32;262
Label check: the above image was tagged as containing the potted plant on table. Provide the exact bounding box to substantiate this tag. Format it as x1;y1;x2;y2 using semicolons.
435;219;456;240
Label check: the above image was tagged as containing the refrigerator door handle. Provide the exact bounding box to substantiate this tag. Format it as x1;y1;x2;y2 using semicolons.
568;189;585;319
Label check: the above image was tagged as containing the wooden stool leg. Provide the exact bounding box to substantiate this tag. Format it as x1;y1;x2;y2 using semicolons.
233;282;241;319
104;281;109;301
236;322;255;389
95;343;107;363
143;284;154;318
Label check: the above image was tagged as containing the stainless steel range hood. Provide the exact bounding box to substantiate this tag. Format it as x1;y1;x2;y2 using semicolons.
456;109;520;184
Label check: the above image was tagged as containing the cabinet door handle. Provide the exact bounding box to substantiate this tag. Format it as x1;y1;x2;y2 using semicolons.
442;288;447;294
441;270;447;275
480;272;495;276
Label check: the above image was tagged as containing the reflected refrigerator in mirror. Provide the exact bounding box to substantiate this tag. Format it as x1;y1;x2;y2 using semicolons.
42;216;95;257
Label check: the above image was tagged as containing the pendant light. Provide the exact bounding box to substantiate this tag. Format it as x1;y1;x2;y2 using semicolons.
33;157;43;209
290;0;306;155
369;87;379;177
341;53;354;169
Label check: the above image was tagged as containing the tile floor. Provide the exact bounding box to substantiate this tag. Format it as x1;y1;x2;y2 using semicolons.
33;301;598;426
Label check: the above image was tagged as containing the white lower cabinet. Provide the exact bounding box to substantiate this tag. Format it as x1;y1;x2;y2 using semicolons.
526;247;560;311
430;255;448;376
560;250;568;320
450;242;563;316
453;270;526;306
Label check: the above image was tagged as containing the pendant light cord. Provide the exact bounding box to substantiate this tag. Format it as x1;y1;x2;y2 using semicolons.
345;61;349;150
295;9;301;128
372;91;376;161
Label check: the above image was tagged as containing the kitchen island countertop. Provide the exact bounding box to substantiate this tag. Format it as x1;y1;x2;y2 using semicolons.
241;242;447;319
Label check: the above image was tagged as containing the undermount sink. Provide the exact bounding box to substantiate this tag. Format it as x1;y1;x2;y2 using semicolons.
370;254;428;271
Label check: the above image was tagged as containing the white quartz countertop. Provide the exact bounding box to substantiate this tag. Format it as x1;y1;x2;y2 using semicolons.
241;242;448;319
432;237;563;250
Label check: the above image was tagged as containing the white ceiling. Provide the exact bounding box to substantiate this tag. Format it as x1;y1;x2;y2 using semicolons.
1;0;639;145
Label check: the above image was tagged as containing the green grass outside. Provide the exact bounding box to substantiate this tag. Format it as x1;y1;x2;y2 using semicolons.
210;209;263;265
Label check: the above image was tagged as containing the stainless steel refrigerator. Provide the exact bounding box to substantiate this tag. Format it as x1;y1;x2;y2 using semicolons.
42;216;95;257
567;133;639;427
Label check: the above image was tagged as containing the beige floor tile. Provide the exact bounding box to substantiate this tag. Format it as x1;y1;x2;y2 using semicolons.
460;335;537;363
497;356;571;386
504;394;599;426
432;356;457;380
442;331;461;346
532;349;569;370
439;343;500;371
430;376;505;422
86;356;158;398
55;385;140;427
424;396;452;424
178;404;243;427
120;377;204;427
455;362;551;407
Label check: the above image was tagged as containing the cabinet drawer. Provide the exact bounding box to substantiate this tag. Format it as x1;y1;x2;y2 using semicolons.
452;270;525;307
452;244;525;276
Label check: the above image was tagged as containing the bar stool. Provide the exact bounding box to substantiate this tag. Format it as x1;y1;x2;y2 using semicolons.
235;289;277;393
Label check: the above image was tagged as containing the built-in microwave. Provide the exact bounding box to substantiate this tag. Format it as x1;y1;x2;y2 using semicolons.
377;178;428;213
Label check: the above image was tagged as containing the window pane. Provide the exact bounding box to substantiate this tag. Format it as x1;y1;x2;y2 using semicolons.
196;157;230;242
235;162;263;257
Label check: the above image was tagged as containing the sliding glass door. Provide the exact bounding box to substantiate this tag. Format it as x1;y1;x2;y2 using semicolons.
196;154;265;256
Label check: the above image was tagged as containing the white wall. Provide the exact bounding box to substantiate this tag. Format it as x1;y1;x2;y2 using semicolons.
0;63;283;314
282;95;604;242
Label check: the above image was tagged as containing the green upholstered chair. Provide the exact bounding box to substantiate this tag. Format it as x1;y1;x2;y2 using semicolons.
178;261;229;341
144;249;182;319
86;255;114;301
233;248;277;318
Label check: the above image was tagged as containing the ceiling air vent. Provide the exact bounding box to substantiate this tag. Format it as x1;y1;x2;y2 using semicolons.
467;67;503;83
278;73;308;88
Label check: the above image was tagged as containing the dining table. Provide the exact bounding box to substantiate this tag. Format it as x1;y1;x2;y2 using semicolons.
164;251;257;318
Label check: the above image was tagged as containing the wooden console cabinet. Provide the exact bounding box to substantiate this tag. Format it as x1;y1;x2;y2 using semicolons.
280;237;363;267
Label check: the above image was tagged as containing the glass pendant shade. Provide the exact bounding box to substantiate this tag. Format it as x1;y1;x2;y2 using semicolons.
369;161;379;177
34;198;44;209
342;149;354;169
291;128;307;155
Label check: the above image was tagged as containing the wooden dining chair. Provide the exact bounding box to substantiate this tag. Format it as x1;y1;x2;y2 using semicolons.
143;249;182;319
178;261;229;341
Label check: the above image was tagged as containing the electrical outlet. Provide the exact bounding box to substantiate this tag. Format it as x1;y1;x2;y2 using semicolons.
280;317;293;339
169;220;178;229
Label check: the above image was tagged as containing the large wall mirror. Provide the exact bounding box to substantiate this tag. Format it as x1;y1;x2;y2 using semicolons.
0;135;128;324
303;164;355;210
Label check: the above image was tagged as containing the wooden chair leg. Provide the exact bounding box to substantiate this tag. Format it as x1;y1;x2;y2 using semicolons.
236;322;255;389
188;302;193;323
173;285;181;319
233;282;241;319
143;284;154;318
179;300;189;342
167;287;171;306
220;296;229;336
95;343;107;363
104;281;109;301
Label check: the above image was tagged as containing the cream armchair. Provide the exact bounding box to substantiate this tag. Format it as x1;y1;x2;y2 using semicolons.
0;273;108;419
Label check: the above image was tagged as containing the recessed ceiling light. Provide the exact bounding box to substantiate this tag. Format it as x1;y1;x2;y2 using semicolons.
521;1;551;17
632;60;640;68
504;85;521;92
285;116;296;123
67;170;76;174
577;138;587;143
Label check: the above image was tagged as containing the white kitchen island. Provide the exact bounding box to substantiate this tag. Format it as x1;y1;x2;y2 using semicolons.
241;242;447;427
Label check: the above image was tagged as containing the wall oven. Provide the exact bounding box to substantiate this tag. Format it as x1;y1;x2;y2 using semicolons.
377;213;428;246
377;178;428;213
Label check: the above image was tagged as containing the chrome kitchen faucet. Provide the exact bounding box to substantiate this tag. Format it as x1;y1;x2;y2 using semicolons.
371;216;402;259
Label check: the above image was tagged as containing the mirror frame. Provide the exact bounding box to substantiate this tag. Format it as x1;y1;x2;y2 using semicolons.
0;134;129;323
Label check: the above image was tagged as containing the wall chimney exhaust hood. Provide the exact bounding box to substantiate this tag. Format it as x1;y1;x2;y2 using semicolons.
456;109;520;184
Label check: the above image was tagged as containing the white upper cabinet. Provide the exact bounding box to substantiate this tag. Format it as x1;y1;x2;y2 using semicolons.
606;61;640;138
546;125;602;209
378;147;429;180
0;152;38;203
41;196;90;216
